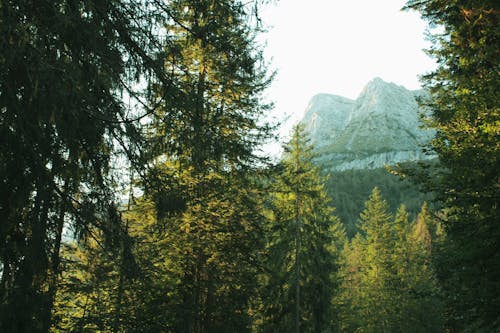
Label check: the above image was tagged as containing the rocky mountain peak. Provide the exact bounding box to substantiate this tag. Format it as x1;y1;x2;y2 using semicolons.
300;78;435;171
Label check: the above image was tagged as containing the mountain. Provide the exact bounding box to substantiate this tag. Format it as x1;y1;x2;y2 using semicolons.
301;77;435;171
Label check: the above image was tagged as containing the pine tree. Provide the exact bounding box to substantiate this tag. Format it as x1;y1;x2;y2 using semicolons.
395;205;444;333
336;233;364;332
260;125;345;333
340;190;443;332
135;1;273;331
404;1;499;330
355;187;397;332
0;1;170;331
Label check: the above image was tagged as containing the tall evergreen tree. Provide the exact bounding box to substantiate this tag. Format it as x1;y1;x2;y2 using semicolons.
136;1;273;331
0;1;170;332
150;0;273;172
336;233;363;333
354;187;397;332
394;205;444;333
339;189;443;332
260;125;345;333
404;1;499;330
0;0;272;331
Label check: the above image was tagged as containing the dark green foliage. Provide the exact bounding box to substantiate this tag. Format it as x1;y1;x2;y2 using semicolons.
338;189;443;332
4;0;496;331
404;1;500;330
140;1;273;330
259;125;345;333
0;1;168;331
53;171;268;333
325;167;435;237
149;0;273;174
0;0;272;332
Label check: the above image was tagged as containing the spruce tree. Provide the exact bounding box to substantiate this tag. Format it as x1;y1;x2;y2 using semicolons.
356;187;397;332
336;233;364;332
395;205;444;333
136;1;273;331
404;1;499;330
260;125;345;333
340;190;443;332
0;0;272;331
0;1;169;331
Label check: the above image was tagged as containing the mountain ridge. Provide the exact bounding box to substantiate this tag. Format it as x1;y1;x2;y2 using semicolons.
300;78;435;171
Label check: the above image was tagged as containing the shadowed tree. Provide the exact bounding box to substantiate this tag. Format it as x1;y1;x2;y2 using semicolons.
0;1;172;332
404;0;499;330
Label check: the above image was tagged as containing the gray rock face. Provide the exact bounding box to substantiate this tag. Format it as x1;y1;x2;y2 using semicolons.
301;78;435;171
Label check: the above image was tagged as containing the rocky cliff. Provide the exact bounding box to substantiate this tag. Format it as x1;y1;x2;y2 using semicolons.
301;78;435;171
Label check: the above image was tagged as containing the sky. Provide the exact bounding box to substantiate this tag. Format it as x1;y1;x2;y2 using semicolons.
258;0;437;151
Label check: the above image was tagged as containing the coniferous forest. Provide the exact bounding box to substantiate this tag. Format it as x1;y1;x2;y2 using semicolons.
0;1;498;332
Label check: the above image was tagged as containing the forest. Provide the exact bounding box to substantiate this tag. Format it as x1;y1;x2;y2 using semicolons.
0;0;498;332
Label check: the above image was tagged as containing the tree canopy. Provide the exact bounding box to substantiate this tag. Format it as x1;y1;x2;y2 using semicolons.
404;0;499;330
0;1;497;332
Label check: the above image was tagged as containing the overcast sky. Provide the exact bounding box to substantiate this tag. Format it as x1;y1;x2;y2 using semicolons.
258;0;437;151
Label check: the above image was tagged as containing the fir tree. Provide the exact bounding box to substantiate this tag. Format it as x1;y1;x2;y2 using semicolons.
260;125;345;333
404;1;499;330
135;1;273;331
356;187;397;332
1;0;273;331
340;189;443;332
0;1;169;331
395;205;444;333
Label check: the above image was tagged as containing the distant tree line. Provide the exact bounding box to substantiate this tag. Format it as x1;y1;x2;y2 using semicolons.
324;167;435;238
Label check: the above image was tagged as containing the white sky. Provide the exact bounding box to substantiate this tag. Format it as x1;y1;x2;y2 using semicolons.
258;0;437;153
